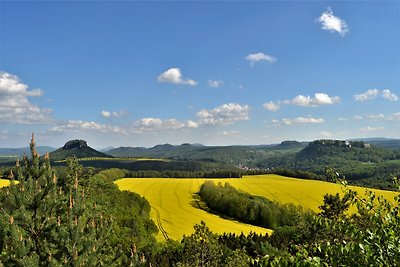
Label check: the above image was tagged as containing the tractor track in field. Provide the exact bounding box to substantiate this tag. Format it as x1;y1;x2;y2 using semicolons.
154;207;169;241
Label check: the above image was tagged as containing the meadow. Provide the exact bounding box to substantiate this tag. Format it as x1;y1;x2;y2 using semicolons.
115;174;399;241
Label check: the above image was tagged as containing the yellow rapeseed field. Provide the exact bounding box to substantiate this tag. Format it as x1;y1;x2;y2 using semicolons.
115;174;399;241
0;179;10;188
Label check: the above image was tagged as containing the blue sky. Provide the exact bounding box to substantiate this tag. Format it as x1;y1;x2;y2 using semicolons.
0;1;399;148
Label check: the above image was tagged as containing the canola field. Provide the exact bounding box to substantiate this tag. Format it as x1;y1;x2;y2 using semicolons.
0;179;10;188
115;175;399;241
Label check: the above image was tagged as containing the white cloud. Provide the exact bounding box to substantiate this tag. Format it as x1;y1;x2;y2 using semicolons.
272;117;324;126
354;89;398;102
365;114;385;120
387;112;400;121
217;130;241;136
263;101;280;112
208;80;224;88
282;117;324;125
0;71;52;124
157;68;197;86
338;117;348;121
49;120;127;134
353;115;363;120
134;117;198;133
186;120;199;128
101;110;128;118
197;103;250;126
317;7;349;36
360;126;385;132
245;52;277;65
354;89;380;102
101;111;111;118
381;89;399;101
283;93;340;107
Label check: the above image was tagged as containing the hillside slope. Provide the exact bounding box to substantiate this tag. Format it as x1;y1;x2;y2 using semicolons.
50;140;113;161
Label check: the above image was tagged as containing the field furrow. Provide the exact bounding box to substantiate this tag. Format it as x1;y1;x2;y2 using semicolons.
116;175;398;241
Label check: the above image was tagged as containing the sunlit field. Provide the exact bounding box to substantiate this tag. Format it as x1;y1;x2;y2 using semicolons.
116;177;273;241
116;174;399;241
0;179;10;188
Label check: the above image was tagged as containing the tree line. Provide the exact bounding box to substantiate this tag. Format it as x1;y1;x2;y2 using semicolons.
199;181;307;229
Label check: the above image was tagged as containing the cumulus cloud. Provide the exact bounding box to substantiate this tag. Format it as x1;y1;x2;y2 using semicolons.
354;89;398;102
245;52;277;65
354;89;380;102
317;7;349;36
360;126;385;132
208;80;224;88
263;101;280;112
264;93;339;113
197;103;250;126
382;89;399;101
133;118;198;133
0;71;52;124
282;93;340;107
101;110;128;118
49;120;128;134
157;68;197;86
101;111;111;118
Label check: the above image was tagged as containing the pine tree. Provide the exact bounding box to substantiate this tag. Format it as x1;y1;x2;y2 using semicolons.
0;134;114;266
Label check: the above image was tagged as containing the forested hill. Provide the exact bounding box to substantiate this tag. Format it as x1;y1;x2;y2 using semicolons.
49;140;113;161
106;142;305;166
350;138;400;150
257;140;400;190
296;140;397;162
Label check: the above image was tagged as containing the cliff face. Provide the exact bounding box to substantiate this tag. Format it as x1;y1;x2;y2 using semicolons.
63;140;88;150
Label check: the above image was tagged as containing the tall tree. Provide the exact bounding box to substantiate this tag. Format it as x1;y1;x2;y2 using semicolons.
0;134;113;266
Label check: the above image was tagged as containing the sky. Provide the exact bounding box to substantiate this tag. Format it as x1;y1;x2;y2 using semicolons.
0;1;399;148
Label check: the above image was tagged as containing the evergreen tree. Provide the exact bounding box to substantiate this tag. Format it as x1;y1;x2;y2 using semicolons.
0;134;114;266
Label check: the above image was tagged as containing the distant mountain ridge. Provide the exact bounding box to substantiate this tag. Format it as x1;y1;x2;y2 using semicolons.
0;146;56;157
347;138;400;150
49;140;113;161
104;141;306;166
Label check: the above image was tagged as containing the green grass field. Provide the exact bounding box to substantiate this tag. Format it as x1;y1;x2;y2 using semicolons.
115;174;399;241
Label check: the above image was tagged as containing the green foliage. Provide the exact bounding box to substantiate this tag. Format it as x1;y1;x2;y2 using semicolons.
150;221;249;267
260;178;400;266
318;193;350;219
0;136;114;266
199;181;306;229
0;137;158;266
53;158;241;175
81;168;158;265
